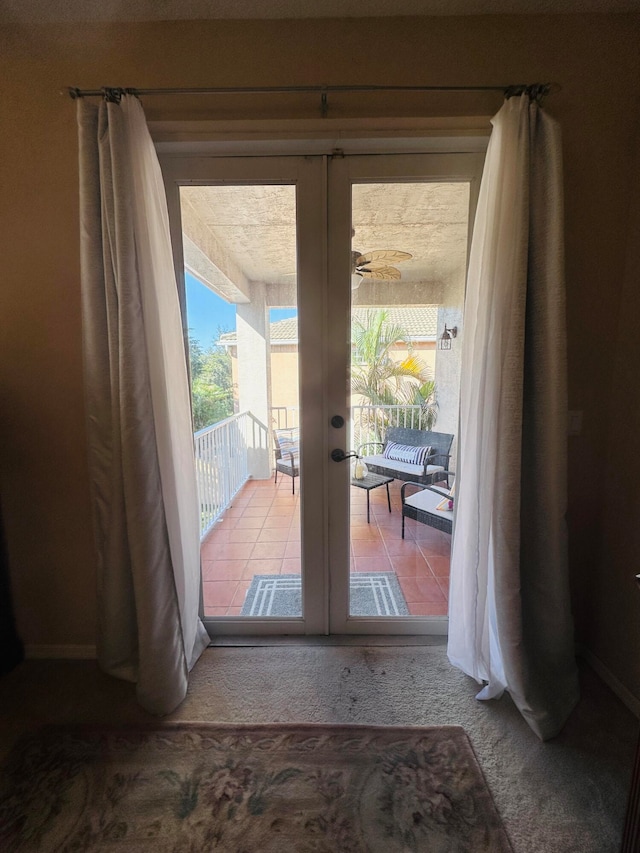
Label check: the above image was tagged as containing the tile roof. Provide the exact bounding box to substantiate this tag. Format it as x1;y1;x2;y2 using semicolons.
219;307;438;345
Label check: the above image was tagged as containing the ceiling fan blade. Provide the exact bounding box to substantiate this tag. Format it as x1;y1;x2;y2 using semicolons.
361;265;402;280
357;250;412;265
358;259;400;271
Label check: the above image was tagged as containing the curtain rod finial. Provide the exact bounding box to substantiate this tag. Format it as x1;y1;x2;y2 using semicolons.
67;87;81;100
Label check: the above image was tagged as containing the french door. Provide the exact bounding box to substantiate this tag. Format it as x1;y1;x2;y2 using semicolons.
162;149;483;637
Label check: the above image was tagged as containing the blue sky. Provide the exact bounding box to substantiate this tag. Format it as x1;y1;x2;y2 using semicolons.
185;270;296;346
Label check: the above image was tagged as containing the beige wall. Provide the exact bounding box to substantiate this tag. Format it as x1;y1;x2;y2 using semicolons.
1;16;640;700
270;346;300;417
597;137;640;699
228;346;301;419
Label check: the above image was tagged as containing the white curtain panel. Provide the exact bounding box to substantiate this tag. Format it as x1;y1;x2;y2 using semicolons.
77;95;208;715
447;94;579;740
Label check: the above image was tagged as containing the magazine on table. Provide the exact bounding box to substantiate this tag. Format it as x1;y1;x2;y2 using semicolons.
435;478;455;511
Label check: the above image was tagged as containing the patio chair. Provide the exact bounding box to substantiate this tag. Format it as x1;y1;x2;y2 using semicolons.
273;427;300;494
401;471;455;538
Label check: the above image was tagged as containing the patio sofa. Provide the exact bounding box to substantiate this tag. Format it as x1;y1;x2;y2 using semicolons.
358;427;453;486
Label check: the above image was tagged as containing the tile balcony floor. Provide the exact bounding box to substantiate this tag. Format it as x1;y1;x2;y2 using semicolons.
201;475;451;619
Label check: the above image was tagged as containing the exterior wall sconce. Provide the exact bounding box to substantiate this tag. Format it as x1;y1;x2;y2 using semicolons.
439;325;458;350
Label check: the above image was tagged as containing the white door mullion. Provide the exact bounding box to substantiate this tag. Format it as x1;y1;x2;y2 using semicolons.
326;155;353;632
297;155;329;634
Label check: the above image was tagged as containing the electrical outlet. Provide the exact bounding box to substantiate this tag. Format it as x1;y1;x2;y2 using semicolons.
568;410;583;436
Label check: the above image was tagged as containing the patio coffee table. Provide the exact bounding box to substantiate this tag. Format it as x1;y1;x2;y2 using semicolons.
351;472;393;523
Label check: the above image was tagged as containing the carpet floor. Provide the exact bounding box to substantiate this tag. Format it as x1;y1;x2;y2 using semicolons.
0;643;636;853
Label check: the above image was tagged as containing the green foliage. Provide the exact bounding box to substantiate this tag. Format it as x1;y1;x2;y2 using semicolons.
188;331;234;431
406;379;438;430
351;310;437;430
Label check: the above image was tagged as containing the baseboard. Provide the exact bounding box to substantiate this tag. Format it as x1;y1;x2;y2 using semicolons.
577;643;640;718
24;644;97;660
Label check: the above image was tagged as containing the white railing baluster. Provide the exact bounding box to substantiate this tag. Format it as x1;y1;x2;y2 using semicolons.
269;406;299;430
194;411;269;540
341;404;425;457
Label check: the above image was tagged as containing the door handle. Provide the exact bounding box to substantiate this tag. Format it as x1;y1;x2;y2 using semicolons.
331;449;357;463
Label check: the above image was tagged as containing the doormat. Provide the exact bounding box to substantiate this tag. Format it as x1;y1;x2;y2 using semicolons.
0;723;513;852
241;572;410;617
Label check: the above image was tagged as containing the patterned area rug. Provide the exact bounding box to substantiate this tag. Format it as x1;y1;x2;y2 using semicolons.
0;723;512;852
241;572;409;617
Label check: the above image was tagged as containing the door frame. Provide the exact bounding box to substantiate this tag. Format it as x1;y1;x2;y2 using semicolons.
160;134;486;638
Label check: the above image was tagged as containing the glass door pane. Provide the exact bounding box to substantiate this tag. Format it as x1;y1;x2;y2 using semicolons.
349;180;470;619
163;155;326;636
327;153;484;635
179;183;302;620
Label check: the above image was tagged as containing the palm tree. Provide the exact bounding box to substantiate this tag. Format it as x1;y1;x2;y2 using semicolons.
351;310;437;444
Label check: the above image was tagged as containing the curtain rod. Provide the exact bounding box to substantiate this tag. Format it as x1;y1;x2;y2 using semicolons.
67;83;554;115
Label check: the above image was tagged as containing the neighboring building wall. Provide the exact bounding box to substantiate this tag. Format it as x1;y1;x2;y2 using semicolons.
229;340;436;417
270;345;300;426
388;342;436;374
351;341;436;408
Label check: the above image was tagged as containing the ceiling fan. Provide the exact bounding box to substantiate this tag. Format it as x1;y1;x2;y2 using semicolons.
351;229;412;289
280;238;412;288
351;248;412;286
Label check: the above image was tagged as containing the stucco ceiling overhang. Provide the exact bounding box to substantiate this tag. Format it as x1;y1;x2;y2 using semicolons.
180;181;470;306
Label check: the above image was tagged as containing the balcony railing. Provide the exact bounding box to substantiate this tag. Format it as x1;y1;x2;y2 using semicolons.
270;405;428;436
351;404;432;450
194;411;269;539
270;406;300;430
269;404;429;448
194;404;429;540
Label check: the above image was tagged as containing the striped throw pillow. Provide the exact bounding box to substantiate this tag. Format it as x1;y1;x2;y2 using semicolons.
275;430;299;457
383;441;432;466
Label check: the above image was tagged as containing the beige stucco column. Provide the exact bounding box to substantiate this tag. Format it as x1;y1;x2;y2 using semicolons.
435;267;465;470
236;282;272;479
